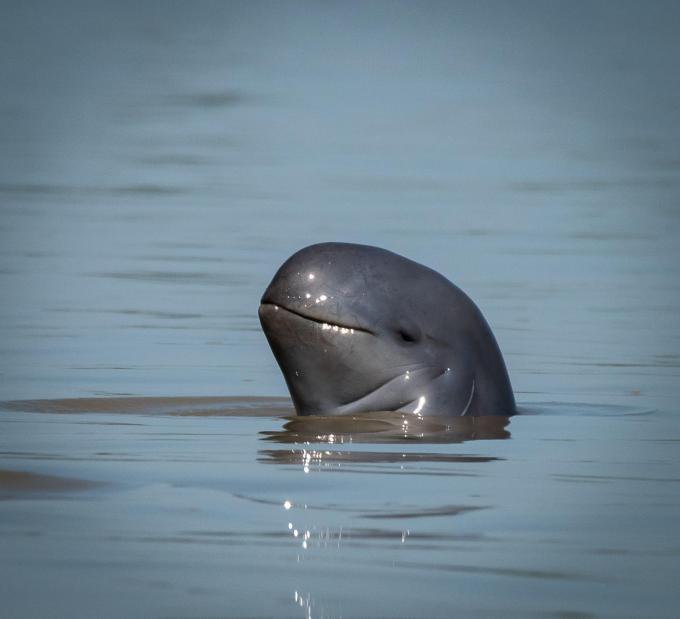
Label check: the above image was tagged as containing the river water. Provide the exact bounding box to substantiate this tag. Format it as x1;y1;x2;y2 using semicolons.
1;3;679;618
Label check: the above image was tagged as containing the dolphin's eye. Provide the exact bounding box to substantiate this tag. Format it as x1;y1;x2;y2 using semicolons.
397;326;420;344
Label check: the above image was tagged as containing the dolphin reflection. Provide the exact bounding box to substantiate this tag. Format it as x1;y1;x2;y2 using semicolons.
260;410;511;445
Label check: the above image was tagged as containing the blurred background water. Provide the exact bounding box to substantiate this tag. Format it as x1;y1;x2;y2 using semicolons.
1;2;679;618
1;0;678;407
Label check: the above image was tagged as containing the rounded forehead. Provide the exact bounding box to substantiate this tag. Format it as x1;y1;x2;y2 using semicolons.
281;242;440;283
278;242;461;321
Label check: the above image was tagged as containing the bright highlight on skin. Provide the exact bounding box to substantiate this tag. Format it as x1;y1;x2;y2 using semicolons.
321;323;354;334
413;396;426;415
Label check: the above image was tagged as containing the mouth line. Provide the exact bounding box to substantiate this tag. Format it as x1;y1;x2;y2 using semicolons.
259;302;374;335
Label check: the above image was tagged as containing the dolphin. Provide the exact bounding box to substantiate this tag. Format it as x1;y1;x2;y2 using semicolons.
258;243;516;417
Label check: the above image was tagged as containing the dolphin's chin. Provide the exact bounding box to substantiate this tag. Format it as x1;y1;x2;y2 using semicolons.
258;302;381;414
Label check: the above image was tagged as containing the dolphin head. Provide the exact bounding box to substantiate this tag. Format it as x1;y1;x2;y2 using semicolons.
258;243;515;417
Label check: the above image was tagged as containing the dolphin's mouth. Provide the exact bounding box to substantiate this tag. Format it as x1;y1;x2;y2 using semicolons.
259;302;374;335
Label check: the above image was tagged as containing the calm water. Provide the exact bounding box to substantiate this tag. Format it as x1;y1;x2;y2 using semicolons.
1;3;679;618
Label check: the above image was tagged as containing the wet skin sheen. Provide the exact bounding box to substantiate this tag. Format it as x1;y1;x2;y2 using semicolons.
258;243;516;417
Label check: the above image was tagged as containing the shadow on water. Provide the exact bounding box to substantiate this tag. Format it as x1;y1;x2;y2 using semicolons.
1;396;292;417
0;469;103;500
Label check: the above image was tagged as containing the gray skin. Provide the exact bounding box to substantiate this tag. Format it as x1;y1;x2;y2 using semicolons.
258;243;516;417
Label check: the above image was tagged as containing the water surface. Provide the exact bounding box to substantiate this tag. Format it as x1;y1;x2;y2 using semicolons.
1;398;678;618
1;2;679;618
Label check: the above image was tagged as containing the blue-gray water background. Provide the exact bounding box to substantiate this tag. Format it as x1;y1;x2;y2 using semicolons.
1;2;679;618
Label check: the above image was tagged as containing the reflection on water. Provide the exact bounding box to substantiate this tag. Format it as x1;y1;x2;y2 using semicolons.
233;492;487;519
259;449;501;465
262;411;511;444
